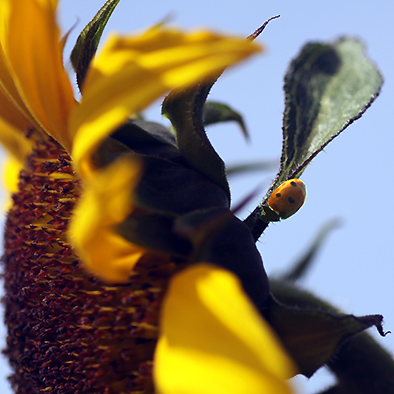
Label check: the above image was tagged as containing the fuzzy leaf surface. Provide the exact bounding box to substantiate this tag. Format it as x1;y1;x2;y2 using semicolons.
265;38;383;204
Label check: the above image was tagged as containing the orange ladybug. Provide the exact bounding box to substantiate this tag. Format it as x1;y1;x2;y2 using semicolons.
268;179;306;219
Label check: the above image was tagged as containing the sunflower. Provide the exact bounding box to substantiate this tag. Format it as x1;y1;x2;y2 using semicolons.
0;0;297;393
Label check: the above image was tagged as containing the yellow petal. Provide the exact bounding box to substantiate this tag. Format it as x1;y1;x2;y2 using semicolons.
2;0;75;151
68;156;148;282
2;153;22;193
0;154;22;210
0;45;36;131
0;116;33;162
70;28;262;179
154;264;297;394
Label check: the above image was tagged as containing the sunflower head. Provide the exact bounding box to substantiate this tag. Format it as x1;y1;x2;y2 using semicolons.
0;1;275;392
0;1;388;394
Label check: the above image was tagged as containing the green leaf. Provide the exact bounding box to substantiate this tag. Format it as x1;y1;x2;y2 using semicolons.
245;38;383;236
70;0;120;90
162;78;231;200
191;213;270;311
271;37;382;199
112;119;177;148
92;120;179;169
135;155;230;215
268;281;388;378
203;101;249;139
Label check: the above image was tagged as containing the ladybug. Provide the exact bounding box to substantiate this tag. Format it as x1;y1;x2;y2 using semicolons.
268;179;306;219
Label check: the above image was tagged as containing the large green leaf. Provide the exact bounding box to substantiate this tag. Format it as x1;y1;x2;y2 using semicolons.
245;38;383;236
281;38;381;179
271;37;382;199
70;0;120;90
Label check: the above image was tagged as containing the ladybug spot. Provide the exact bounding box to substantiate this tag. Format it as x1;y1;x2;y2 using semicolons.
288;197;295;204
290;181;297;187
275;193;281;198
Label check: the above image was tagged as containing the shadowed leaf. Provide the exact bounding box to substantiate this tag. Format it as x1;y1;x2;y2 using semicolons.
325;332;394;394
174;207;233;257
117;213;192;257
92;120;178;169
269;280;389;379
162;78;231;199
135;155;230;215
112;120;177;148
273;281;394;394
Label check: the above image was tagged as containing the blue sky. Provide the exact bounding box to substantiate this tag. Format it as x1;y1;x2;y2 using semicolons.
1;1;393;392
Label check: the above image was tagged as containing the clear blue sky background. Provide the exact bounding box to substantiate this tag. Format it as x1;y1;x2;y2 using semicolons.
1;1;393;393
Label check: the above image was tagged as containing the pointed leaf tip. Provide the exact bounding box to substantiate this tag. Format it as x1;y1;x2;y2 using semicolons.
71;0;121;90
246;15;281;41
